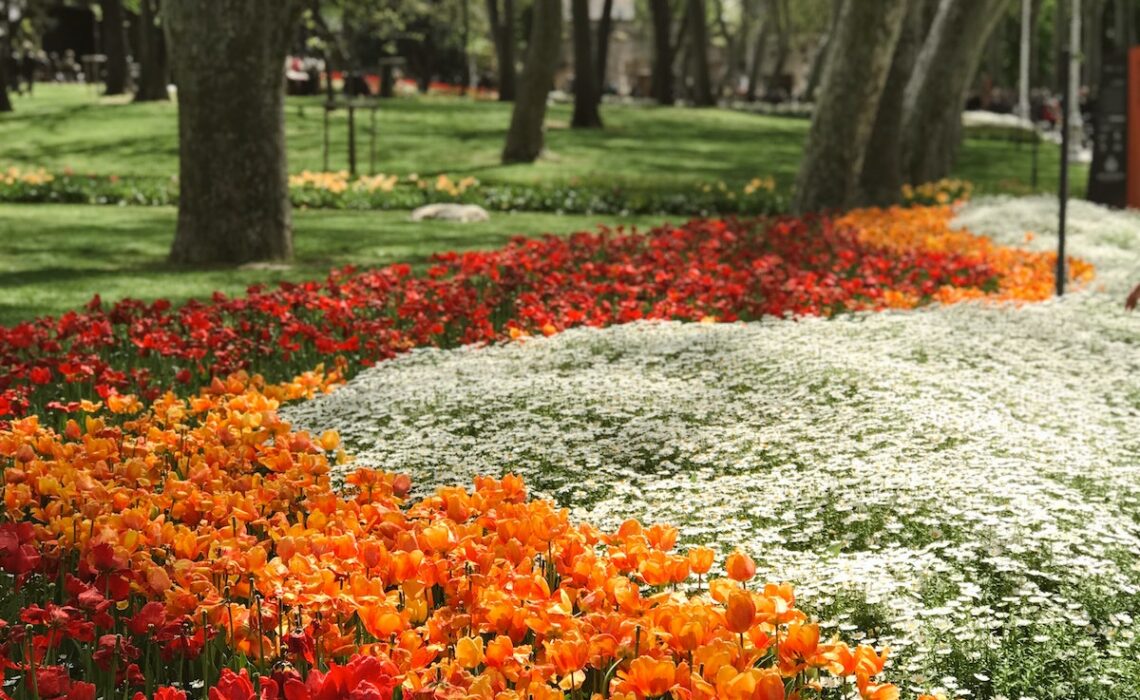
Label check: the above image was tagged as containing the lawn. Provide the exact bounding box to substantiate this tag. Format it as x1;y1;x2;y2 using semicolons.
0;85;1092;327
1;84;1084;193
0;204;664;325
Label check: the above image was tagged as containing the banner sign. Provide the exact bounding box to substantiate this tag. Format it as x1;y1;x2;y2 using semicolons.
1089;54;1127;207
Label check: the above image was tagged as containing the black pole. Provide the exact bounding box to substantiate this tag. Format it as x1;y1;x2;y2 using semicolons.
1057;48;1071;297
1031;136;1039;189
348;102;357;177
370;106;376;176
322;102;330;172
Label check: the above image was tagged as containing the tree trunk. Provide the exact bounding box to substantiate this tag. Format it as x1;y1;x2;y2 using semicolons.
802;0;841;101
487;0;518;101
686;0;714;105
164;0;303;265
0;4;11;114
859;0;923;205
792;0;910;213
595;0;615;94
649;0;676;104
502;0;561;163
1052;0;1065;92
745;1;771;101
571;0;602;127
461;0;472;92
901;0;1013;185
770;0;791;85
134;0;168;102
1029;0;1043;87
101;0;131;96
0;59;11;114
711;0;743;97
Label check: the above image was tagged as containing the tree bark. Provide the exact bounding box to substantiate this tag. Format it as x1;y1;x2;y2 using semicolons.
745;1;771;101
595;0;615;94
792;0;910;213
571;0;602;127
502;0;561;163
900;0;1013;185
859;0;923;205
487;0;517;101
1052;0;1065;92
686;0;715;105
0;59;11;114
101;0;131;96
0;3;11;114
770;0;791;85
802;0;841;101
711;0;742;96
164;0;303;265
649;0;676;104
134;0;168;102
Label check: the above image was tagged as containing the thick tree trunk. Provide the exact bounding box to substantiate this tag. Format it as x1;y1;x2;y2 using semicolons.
859;0;923;205
101;0;131;96
0;61;11;114
164;0;303;265
502;0;561;163
649;0;676;104
595;0;615;94
134;0;168;102
487;0;517;101
571;0;602;127
686;0;715;105
901;0;1013;185
792;0;910;213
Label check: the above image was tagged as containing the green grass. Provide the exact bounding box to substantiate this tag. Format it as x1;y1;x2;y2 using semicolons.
0;203;666;325
0;84;1091;326
0;84;1086;193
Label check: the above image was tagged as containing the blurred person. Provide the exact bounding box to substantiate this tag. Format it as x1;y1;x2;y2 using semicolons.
20;43;35;95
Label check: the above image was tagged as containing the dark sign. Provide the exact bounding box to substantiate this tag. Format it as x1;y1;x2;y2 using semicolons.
1088;55;1128;208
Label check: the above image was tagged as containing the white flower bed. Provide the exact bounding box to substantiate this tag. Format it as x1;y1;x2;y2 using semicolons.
284;198;1140;699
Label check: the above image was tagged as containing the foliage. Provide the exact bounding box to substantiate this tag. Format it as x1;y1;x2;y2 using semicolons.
0;167;788;216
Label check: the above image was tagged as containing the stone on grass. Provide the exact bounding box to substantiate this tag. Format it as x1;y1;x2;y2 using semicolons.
410;204;490;223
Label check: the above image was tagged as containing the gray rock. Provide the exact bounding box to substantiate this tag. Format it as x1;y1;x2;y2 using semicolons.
410;203;490;223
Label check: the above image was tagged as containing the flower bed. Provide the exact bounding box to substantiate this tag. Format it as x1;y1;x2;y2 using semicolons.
0;205;1090;424
0;192;1115;700
0;167;786;217
281;198;1140;700
0;370;915;700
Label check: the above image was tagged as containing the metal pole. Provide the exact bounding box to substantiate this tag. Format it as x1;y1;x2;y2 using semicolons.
370;106;376;176
1058;48;1071;297
322;102;330;171
1031;135;1039;189
347;102;357;177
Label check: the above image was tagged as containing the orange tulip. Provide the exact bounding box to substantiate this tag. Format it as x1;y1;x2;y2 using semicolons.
725;550;756;582
724;589;756;634
687;546;715;575
618;657;676;699
456;635;485;669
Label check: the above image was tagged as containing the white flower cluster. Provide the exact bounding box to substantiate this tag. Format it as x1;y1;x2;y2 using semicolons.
285;198;1140;699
